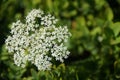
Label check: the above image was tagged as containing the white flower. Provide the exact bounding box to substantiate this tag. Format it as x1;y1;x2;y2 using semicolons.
35;54;52;70
41;14;58;27
5;9;71;71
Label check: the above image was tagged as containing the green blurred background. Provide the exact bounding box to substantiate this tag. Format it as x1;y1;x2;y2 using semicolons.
1;0;120;80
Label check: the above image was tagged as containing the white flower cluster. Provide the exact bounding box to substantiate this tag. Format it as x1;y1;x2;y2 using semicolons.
5;9;71;70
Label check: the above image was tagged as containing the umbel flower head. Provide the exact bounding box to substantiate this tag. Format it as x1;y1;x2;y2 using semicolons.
5;9;71;71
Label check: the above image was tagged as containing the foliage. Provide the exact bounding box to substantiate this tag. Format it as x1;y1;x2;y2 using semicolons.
1;0;120;80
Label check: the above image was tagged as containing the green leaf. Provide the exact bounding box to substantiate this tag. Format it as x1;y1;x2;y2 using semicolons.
106;7;113;21
104;27;114;38
31;69;39;80
75;16;89;36
111;37;120;45
62;1;69;9
110;22;120;36
90;27;101;35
